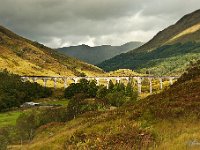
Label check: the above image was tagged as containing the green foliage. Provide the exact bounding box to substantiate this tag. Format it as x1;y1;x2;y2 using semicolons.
106;81;138;105
0;70;52;112
15;107;67;142
96;86;109;99
65;79;138;119
66;94;106;120
16;111;39;141
38;107;67;125
126;82;133;96
126;81;138;101
108;80;114;90
64;79;98;99
105;91;127;107
0;111;21;128
66;93;88;119
88;80;99;97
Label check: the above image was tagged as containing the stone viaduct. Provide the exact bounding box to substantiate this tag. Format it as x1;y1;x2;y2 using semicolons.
21;76;179;94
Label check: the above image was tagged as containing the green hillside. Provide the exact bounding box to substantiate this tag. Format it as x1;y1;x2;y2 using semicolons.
0;25;103;77
99;42;200;75
98;9;200;75
57;42;143;65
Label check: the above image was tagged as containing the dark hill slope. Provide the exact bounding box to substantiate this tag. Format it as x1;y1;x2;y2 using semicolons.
99;42;200;75
57;42;143;64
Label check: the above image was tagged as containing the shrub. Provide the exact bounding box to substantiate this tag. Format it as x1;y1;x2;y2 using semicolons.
108;80;114;91
126;82;138;102
96;86;109;99
16;111;39;142
64;78;139;117
64;79;98;99
38;107;68;125
66;93;89;120
15;107;68;143
66;93;106;120
105;91;127;107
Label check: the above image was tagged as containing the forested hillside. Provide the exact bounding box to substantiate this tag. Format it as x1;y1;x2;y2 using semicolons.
99;42;200;75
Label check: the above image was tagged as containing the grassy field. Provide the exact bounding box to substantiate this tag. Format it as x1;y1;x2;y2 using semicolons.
0;111;22;128
0;99;69;128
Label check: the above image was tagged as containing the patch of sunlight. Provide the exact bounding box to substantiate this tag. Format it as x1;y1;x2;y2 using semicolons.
165;23;200;44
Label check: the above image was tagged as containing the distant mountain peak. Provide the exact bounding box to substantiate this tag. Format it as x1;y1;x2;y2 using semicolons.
57;41;143;64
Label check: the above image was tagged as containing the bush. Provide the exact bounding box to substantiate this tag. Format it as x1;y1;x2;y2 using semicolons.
64;78;139;117
16;107;68;143
66;93;106;120
16;111;40;142
96;86;109;99
38;107;68;125
126;82;138;102
105;91;127;107
64;79;98;99
66;93;88;120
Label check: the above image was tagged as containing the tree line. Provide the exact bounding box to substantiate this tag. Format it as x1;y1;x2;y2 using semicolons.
0;70;52;112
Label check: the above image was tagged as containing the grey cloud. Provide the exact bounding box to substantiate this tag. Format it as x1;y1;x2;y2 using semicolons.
0;0;199;48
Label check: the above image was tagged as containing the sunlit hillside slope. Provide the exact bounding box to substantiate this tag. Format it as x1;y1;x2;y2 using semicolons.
0;26;103;76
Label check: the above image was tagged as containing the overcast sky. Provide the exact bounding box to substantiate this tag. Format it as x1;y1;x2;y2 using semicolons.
0;0;199;48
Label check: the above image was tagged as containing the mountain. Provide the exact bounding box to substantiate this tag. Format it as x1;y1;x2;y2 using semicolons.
57;41;143;65
98;9;200;75
0;25;103;76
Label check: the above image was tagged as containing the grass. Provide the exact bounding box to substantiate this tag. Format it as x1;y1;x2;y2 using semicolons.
152;119;200;150
0;111;22;127
8;109;200;150
42;99;69;106
0;98;68;128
